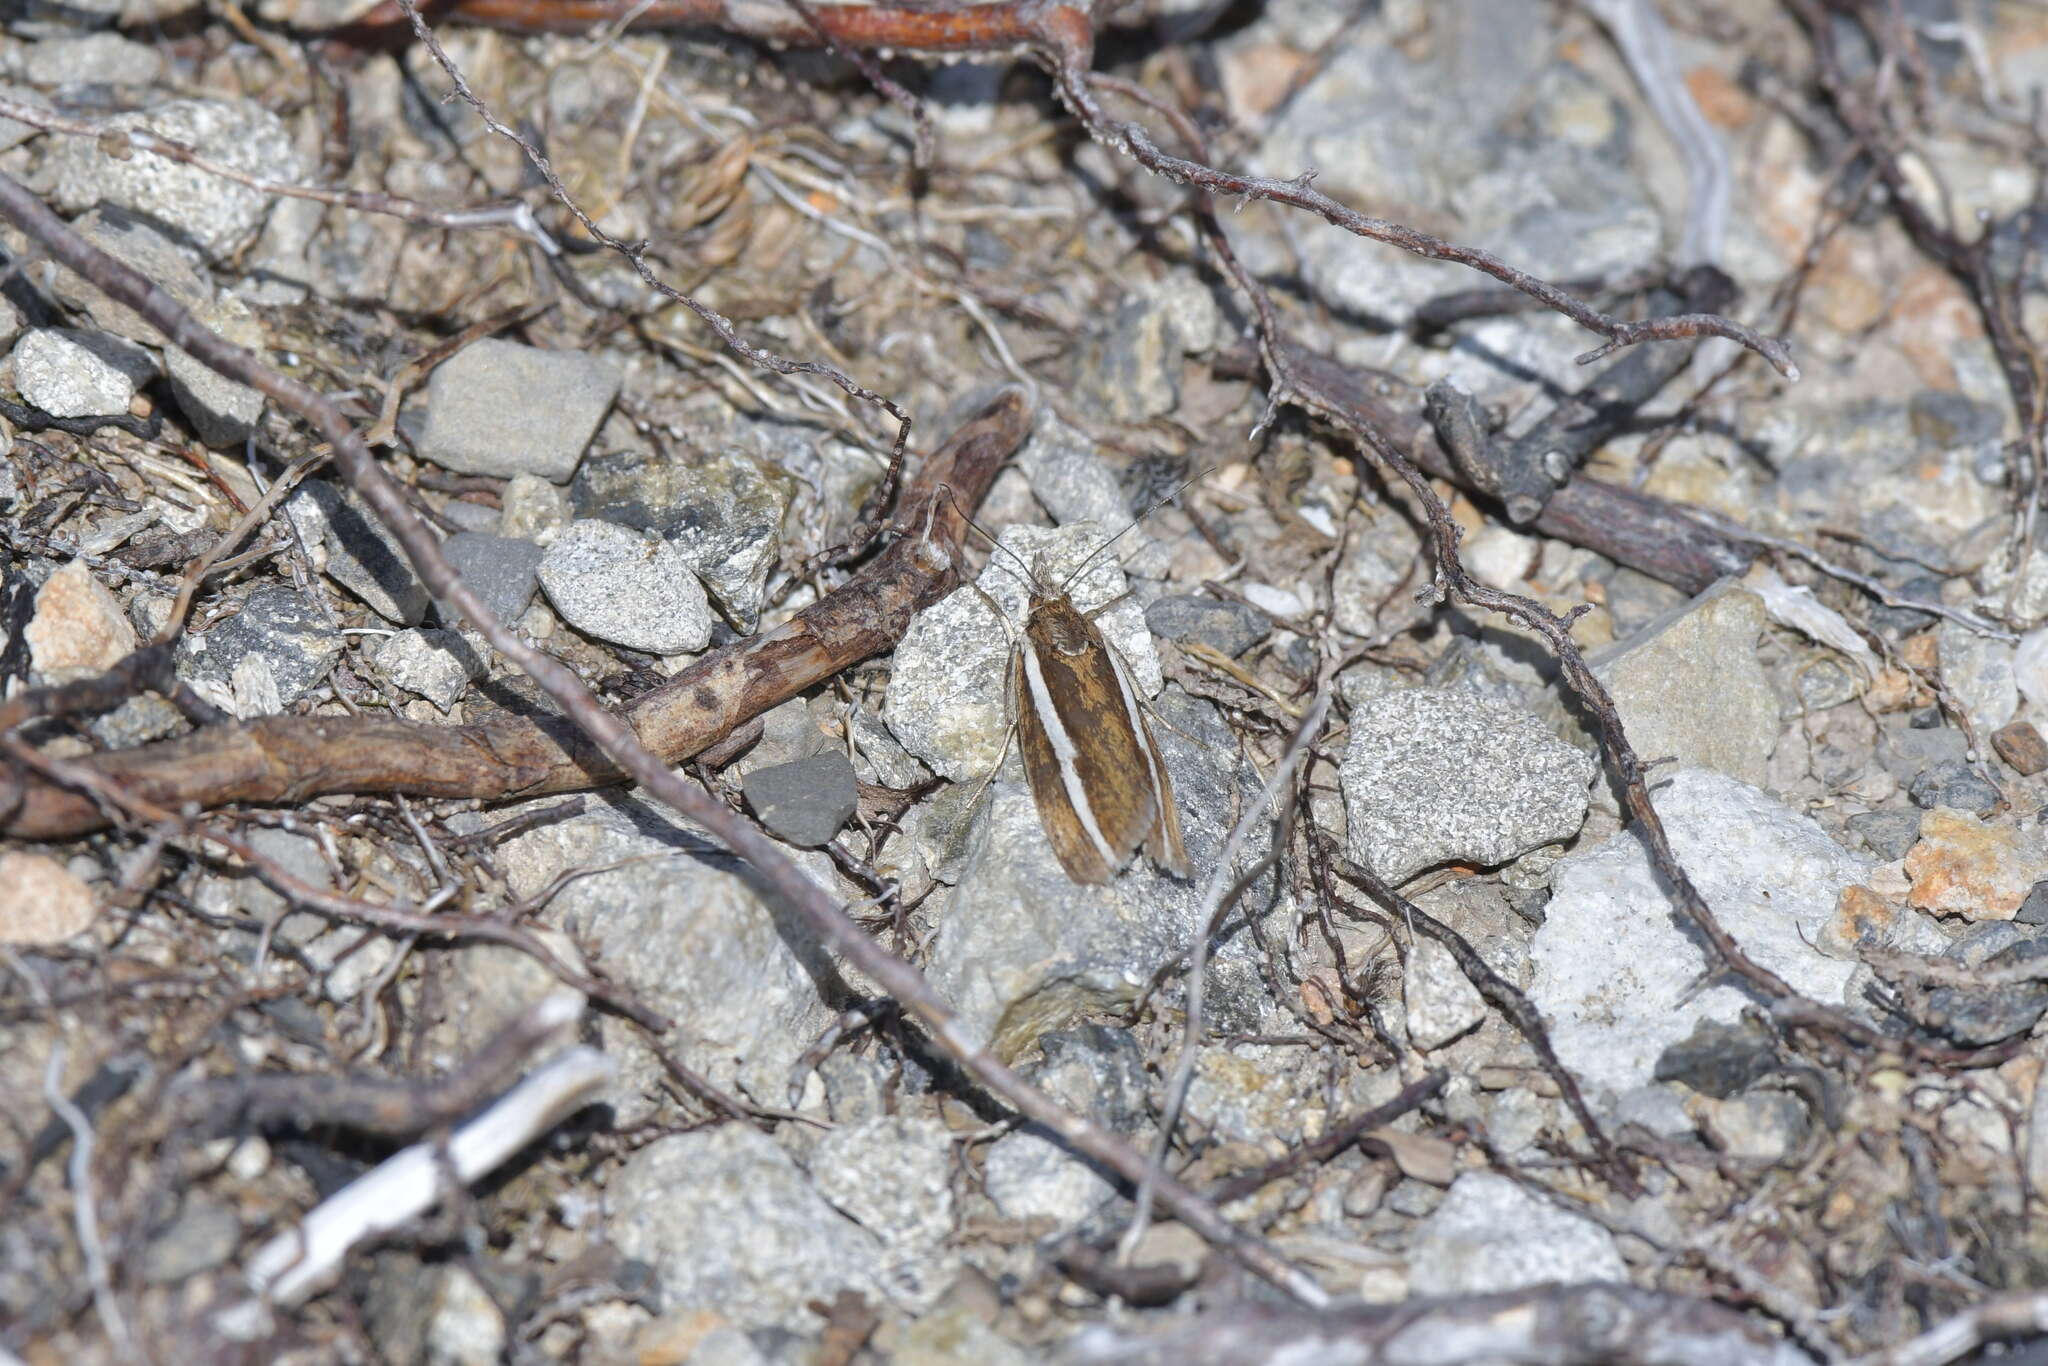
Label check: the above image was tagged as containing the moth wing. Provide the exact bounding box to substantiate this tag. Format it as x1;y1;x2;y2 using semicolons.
1101;640;1190;879
1013;643;1117;884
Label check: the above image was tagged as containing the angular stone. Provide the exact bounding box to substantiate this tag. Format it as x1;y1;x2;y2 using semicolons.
286;481;430;626
373;628;483;711
176;584;341;716
40;206;211;348
435;531;545;630
1145;594;1271;658
1581;582;1779;805
1906;808;2048;921
47;98;300;262
572;446;793;631
607;1125;883;1332
165;295;265;446
1341;685;1595;884
1992;721;2048;777
537;520;711;655
26;559;136;675
418;339;620;481
741;752;857;848
12;327;154;418
1408;1172;1625;1295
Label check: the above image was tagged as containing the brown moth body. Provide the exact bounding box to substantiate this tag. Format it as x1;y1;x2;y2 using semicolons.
1010;585;1189;885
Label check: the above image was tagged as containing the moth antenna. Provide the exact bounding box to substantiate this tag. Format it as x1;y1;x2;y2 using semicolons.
938;485;1046;594
1056;466;1216;594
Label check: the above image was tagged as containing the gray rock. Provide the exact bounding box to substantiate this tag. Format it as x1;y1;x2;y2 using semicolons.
925;690;1273;1061
286;480;430;626
537;520;712;655
1653;1018;1780;1099
1076;293;1184;424
2020;882;2048;926
493;792;836;1121
88;692;184;748
418;338;620;481
373;628;483;711
1910;389;2003;448
1871;574;1944;636
1908;760;2003;816
885;522;1163;782
742;752;857;848
1014;417;1131;528
1145;594;1271;658
1695;1092;1808;1166
1602;568;1689;637
12;327;154;418
498;474;570;541
982;1127;1117;1227
176;585;342;717
1033;1026;1150;1133
1408;1172;1624;1295
807;1115;958;1311
1877;719;1969;783
140;1196;239;1284
0;84;53;154
572;446;794;630
165;295;265;446
435;530;544;630
608;1125;882;1332
233;825;332;946
1846;808;1923;860
1581;582;1780;807
48;98;300;262
40;206;212;348
23;31;162;86
1529;770;1870;1096
1340;686;1595;884
1402;936;1487;1051
1937;618;2018;737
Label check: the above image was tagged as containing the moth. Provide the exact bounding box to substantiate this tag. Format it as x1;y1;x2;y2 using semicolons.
966;518;1191;886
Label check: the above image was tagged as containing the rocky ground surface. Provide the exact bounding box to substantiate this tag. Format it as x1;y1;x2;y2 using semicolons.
5;0;2048;1362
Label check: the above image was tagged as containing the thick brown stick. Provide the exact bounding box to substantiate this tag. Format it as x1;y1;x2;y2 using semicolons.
0;393;1026;840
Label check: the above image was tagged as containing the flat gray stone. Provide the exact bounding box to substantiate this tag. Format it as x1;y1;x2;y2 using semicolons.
537;519;711;655
47;97;300;262
176;584;341;717
418;338;620;481
23;31;162;87
40;206;212;348
286;481;430;626
742;752;857;848
808;1116;958;1312
165;295;265;446
1341;685;1596;884
12;327;154;418
435;531;545;630
1581;581;1781;809
1145;594;1271;658
1937;618;2018;738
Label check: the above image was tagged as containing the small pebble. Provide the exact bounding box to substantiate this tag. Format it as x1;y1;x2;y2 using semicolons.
1845;808;1923;861
538;520;711;655
742;752;858;848
0;851;96;944
1908;759;2002;816
25;559;137;675
374;628;483;710
1993;721;2048;777
436;531;545;630
1144;594;1271;658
